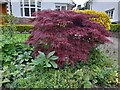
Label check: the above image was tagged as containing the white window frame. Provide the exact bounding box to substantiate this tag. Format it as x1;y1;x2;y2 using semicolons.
20;0;41;18
105;8;114;19
55;3;67;11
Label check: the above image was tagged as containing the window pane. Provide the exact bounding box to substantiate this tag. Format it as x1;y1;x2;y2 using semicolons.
105;8;114;19
37;2;41;7
20;0;23;6
24;0;29;6
25;8;29;16
111;11;113;18
31;8;35;16
56;6;60;11
30;0;35;7
38;9;41;11
21;8;23;16
61;6;66;10
105;11;108;14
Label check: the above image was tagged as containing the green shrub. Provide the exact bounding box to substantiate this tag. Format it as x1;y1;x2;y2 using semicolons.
110;24;120;32
0;14;17;37
0;14;17;24
0;15;31;33
16;25;33;33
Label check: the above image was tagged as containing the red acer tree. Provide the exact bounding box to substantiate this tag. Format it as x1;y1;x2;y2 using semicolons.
25;10;111;67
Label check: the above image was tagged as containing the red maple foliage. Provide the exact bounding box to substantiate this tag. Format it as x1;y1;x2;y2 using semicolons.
25;10;111;67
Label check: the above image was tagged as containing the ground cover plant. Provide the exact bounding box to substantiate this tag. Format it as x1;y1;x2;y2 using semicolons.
2;47;119;88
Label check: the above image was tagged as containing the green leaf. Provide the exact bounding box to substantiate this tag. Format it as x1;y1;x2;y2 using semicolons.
47;51;55;58
45;61;51;67
49;56;58;60
32;60;40;65
13;70;20;76
83;81;92;88
38;51;45;58
0;78;10;84
50;61;58;68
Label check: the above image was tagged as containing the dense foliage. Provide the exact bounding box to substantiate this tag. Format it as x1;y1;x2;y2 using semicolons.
1;13;119;89
1;28;31;88
75;10;111;30
3;47;119;88
110;24;120;32
25;10;111;67
1;42;33;87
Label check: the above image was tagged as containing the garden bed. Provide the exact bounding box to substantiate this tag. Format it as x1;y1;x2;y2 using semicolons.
1;10;119;89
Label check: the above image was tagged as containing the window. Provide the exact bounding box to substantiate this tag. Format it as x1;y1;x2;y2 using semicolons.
38;9;41;11
25;8;29;16
20;0;41;17
56;6;60;11
31;8;35;16
55;4;67;11
61;6;66;10
20;1;23;6
30;0;35;7
37;2;41;7
21;8;23;16
105;8;114;19
24;0;29;6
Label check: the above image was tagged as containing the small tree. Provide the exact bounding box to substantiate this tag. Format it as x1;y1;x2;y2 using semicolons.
25;10;111;67
1;13;17;37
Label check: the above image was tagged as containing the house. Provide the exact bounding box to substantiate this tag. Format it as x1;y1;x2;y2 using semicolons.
7;0;75;18
86;0;120;24
6;0;75;24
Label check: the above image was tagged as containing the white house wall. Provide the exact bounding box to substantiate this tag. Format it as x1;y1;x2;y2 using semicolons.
90;0;120;23
118;1;120;22
41;2;55;10
92;1;118;22
42;0;73;4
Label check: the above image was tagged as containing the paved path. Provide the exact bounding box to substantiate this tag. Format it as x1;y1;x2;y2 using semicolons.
98;32;119;68
98;37;118;60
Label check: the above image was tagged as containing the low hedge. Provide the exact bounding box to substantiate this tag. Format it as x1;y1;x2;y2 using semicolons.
16;25;33;33
0;24;33;33
1;24;120;33
15;24;120;33
110;24;120;32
